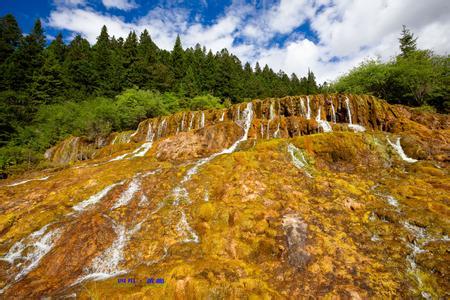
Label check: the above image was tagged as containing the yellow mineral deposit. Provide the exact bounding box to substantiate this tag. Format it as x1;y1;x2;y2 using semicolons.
0;94;448;298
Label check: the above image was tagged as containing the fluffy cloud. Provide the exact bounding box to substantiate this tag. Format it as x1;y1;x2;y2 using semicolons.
102;0;138;11
48;8;134;42
46;0;450;83
53;0;87;6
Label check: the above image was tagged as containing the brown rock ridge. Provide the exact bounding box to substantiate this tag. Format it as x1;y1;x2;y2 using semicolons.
44;94;449;166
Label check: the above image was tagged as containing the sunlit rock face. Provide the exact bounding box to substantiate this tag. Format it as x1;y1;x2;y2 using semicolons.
44;94;450;165
0;94;449;298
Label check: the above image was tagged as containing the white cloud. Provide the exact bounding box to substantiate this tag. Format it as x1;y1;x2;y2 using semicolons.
102;0;138;11
48;8;134;42
46;0;450;83
53;0;87;6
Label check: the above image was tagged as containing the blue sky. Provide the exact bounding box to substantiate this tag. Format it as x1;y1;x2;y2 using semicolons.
2;0;449;82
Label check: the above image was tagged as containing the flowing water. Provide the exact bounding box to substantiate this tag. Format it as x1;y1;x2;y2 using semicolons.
189;113;195;131
387;137;418;163
300;98;306;117
111;175;142;209
287;143;312;178
74;221;142;283
6;176;50;187
131;124;154;158
0;224;62;285
274;122;281;138
315;107;332;133
345;97;366;132
200;112;205;128
73;181;125;211
181;112;186;132
331;100;336;123
306;96;311;120
266;102;275;139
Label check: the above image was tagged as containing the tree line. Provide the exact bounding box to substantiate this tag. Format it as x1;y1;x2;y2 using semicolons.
326;26;449;113
0;14;318;145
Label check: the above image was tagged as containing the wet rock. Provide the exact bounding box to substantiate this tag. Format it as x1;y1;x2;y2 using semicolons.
282;213;311;269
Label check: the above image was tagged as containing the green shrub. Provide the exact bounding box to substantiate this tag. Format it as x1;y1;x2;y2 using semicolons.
190;94;223;110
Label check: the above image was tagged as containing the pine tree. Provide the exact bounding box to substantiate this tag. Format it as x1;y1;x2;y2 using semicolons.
171;35;185;82
399;25;417;57
254;62;262;74
0;14;22;64
93;25;112;95
1;19;45;90
290;73;301;95
138;30;158;64
201;50;218;93
47;33;66;63
306;68;318;94
109;36;126;92
123;31;138;86
180;65;200;97
30;50;65;104
63;35;95;98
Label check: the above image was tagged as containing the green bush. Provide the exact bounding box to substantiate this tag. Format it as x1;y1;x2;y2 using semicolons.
0;89;225;175
189;94;223;110
0;145;41;175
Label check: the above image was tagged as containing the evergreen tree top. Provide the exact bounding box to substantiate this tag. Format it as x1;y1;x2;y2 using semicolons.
399;25;417;57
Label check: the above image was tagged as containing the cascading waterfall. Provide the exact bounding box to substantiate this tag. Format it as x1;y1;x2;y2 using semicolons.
331;101;336;123
0;224;62;283
315;107;332;133
274;122;281;138
200;112;205;128
306;96;311;120
157;119;166;139
345;97;366;132
108;125;155;162
189;113;195;131
181;112;186;132
287;143;312;178
128;126;139;142
131;124;154;158
267;101;275;139
300;98;306;117
345;97;353;124
73;181;124;211
74;221;142;283
387;137;418;163
220;111;225;122
111;175;142;209
6;176;50;187
172;102;254;207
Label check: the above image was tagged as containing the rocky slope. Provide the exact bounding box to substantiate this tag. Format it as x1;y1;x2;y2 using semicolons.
0;94;449;299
